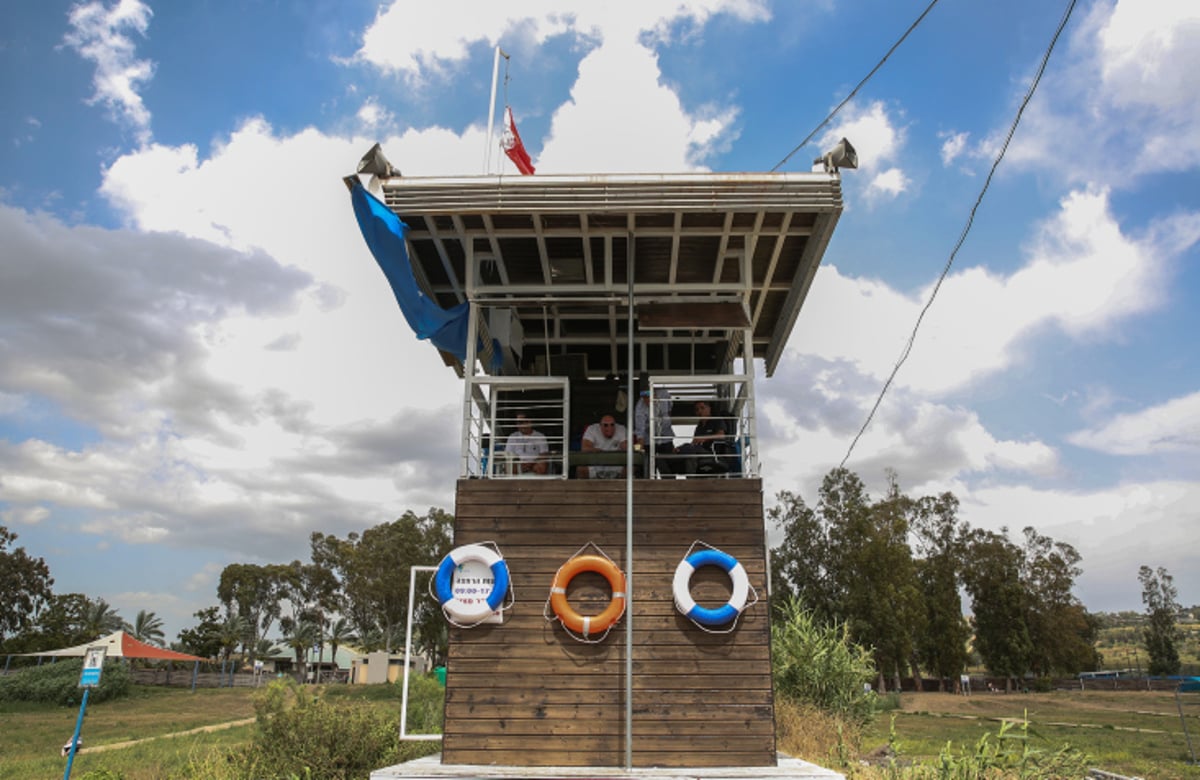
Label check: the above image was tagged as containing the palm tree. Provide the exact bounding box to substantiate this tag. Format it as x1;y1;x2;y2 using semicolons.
81;598;125;639
217;613;251;668
327;617;358;681
126;609;165;646
284;620;319;682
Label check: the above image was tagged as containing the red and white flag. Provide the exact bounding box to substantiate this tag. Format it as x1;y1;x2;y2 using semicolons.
500;106;535;175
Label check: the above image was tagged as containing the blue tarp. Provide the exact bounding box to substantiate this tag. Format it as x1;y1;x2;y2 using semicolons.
350;179;473;362
1179;677;1200;693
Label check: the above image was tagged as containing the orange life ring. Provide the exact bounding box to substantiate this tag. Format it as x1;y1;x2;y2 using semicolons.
549;554;626;637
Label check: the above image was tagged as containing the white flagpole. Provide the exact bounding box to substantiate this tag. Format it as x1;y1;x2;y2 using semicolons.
484;45;509;174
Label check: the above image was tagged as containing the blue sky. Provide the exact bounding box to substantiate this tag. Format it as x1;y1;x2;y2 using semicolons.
1;0;1198;643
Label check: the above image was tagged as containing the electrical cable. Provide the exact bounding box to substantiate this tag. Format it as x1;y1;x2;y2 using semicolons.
770;0;941;172
838;0;1079;470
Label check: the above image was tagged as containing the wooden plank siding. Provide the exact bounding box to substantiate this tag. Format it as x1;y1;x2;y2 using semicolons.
442;478;775;768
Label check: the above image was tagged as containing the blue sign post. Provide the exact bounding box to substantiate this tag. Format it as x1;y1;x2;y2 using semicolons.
64;646;105;780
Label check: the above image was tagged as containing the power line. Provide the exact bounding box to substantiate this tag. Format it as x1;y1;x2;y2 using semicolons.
839;0;1080;470
770;0;941;173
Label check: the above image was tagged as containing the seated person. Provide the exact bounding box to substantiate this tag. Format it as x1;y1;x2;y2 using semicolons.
634;388;677;475
506;413;548;474
579;413;627;479
675;400;728;474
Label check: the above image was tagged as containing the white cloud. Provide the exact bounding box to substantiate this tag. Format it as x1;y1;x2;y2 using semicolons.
1069;390;1200;455
535;37;735;173
62;0;155;144
961;480;1200;611
940;130;968;167
817;101;908;200
758;358;1058;501
356;98;395;133
1001;0;1200;184
0;505;50;526
0;119;484;559
356;1;769;81
789;188;1192;396
0;391;26;415
867;166;909;198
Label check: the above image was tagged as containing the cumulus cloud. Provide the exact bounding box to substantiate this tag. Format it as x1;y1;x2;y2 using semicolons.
535;37;736;173
355;1;763;173
62;0;155;144
758;355;1058;502
2;119;479;560
0;203;310;437
788;188;1194;397
1000;0;1200;184
356;1;769;80
817;101;908;200
961;480;1200;611
1069;390;1200;455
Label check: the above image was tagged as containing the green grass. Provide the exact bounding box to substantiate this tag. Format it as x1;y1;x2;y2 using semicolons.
859;690;1200;778
0;686;258;780
8;682;1200;779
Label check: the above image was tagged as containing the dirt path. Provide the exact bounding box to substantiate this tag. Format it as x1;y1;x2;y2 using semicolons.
79;717;256;754
910;710;1172;735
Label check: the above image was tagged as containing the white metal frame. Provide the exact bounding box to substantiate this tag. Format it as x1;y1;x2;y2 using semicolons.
400;565;440;742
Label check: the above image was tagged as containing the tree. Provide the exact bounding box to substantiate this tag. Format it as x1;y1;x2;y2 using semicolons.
769;469;924;692
80;598;125;640
0;525;54;645
217;612;252;667
1020;528;1098;676
327;617;357;674
1139;565;1182;675
961;528;1031;689
176;606;224;659
768;490;833;620
126;609;165;646
217;562;288;661
311;509;453;657
283;619;319;681
912;493;971;691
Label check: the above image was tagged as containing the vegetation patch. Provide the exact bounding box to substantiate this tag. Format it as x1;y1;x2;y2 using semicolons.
0;658;131;706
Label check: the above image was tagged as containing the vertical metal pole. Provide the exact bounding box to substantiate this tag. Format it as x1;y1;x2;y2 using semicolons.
63;687;90;780
461;242;480;477
484;45;506;174
190;661;199;692
624;231;635;769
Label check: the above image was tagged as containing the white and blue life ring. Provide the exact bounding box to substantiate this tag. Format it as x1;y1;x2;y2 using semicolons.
434;544;510;623
673;548;750;627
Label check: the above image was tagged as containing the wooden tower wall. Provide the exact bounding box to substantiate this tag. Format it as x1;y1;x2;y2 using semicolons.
442;479;775;768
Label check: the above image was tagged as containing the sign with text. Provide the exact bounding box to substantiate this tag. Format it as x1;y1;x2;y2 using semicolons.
452;559;504;624
79;646;107;688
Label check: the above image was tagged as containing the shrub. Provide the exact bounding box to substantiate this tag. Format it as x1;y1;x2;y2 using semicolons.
772;596;878;726
896;717;1091;779
0;658;131;706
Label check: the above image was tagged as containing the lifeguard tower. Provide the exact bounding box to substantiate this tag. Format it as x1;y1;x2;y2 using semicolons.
350;167;844;777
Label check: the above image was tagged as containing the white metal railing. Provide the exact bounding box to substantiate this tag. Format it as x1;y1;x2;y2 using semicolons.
642;374;758;479
460;374;757;480
461;376;570;479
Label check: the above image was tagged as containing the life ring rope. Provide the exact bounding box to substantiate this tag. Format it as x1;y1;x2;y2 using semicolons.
544;542;626;644
432;541;513;628
673;540;757;633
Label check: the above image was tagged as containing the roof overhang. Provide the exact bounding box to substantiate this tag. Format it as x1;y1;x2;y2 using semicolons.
380;171;842;377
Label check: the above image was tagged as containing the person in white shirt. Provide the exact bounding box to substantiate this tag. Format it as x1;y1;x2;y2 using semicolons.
506;413;548;474
579;413;627;479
